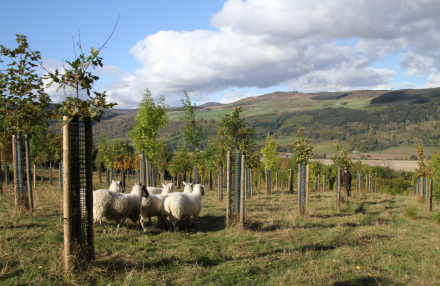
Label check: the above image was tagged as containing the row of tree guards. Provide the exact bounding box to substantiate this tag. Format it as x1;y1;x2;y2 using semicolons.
410;177;433;211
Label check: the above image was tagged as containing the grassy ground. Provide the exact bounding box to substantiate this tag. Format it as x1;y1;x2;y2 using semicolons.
1;171;440;285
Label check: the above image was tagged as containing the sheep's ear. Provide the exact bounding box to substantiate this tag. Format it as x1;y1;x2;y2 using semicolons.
112;180;116;183
162;183;167;188
183;182;187;186
201;185;206;188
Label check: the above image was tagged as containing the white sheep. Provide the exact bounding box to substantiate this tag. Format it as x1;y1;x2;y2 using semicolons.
93;183;148;234
140;182;175;231
148;181;191;195
95;180;124;193
147;186;165;195
161;184;205;231
183;181;193;193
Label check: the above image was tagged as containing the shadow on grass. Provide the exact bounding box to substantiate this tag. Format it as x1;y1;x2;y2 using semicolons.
0;222;46;230
95;215;227;235
333;276;401;286
310;213;353;219
141;215;227;234
92;253;225;274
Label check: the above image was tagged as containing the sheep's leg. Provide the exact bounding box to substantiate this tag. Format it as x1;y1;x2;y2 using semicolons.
99;221;109;234
136;220;143;235
161;216;169;231
155;216;162;227
171;218;177;232
148;217;153;224
140;217;147;232
115;219;125;233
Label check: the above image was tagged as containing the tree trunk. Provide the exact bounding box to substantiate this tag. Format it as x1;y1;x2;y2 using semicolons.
25;135;33;210
288;169;293;194
49;162;52;185
239;152;245;227
226;151;231;227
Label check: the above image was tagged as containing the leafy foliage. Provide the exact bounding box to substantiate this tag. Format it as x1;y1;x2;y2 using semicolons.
293;126;313;164
428;147;440;200
180;91;205;151
95;130;134;170
217;106;257;169
331;142;351;168
128;89;168;159
45;40;116;122
168;143;192;177
261;134;279;171
0;34;52;135
30;128;62;165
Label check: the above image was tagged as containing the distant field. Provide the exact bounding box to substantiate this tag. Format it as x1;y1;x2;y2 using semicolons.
312;159;419;171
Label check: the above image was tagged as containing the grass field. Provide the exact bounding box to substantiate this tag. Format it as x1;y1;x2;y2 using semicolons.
1;170;440;285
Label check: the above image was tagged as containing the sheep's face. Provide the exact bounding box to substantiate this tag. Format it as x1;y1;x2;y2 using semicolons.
141;185;149;198
119;181;125;193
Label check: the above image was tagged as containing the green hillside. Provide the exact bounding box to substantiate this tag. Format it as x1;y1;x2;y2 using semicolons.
93;88;440;157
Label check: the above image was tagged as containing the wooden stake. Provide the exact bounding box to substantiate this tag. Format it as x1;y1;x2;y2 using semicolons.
146;155;150;187
25;135;33;211
62;116;72;272
429;178;433;212
12;135;18;211
306;164;309;216
226;151;231;227
49;162;52;185
218;164;223;201
288;169;293;194
33;165;36;193
336;167;341;208
239;152;245;227
297;163;301;213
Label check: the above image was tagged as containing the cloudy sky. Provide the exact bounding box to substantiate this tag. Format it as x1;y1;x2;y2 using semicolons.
1;0;439;108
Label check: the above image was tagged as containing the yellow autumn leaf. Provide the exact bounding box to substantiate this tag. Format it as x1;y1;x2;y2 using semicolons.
356;266;361;270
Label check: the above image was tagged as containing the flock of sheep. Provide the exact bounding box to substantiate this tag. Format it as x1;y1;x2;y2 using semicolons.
93;180;205;234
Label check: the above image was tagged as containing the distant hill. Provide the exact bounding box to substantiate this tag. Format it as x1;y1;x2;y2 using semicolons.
371;87;440;105
89;87;440;156
199;102;222;108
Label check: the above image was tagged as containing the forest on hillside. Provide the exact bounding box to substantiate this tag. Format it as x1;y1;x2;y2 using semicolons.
93;102;440;153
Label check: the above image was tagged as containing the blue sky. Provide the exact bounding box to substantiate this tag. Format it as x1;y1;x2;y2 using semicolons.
1;0;439;108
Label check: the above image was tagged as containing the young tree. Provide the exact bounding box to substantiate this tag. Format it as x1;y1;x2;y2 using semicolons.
331;141;351;168
169;143;192;182
45;36;117;122
428;148;440;200
294;126;313;164
261;134;279;171
180;91;205;151
1;34;51;207
217;106;255;153
128;89;168;159
0;35;52;135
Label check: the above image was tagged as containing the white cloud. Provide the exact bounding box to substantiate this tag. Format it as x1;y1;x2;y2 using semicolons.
97;0;440;107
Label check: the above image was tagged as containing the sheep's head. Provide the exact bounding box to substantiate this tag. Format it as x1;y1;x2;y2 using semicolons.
193;184;205;196
141;185;149;198
118;181;125;193
162;182;175;192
